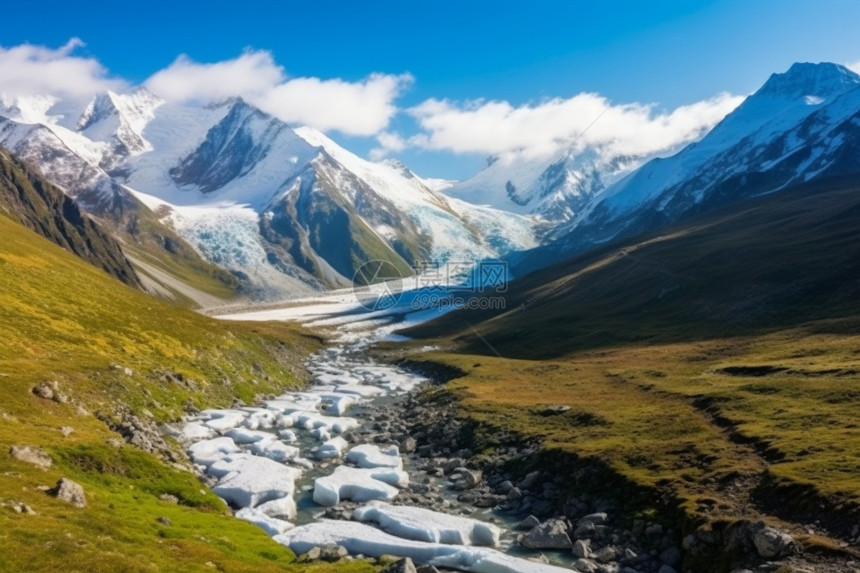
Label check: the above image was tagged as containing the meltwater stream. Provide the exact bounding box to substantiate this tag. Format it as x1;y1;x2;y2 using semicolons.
178;298;576;573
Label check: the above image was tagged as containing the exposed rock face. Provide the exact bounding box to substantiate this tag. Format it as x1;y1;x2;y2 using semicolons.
49;478;87;508
9;445;52;469
0;149;141;287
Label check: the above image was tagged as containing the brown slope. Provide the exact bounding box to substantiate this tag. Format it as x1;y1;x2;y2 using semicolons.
405;175;860;358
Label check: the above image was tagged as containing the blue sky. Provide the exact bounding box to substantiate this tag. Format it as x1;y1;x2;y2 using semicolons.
2;0;860;178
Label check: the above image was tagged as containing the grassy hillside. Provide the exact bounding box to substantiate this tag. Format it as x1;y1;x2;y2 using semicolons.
402;176;860;544
0;213;369;572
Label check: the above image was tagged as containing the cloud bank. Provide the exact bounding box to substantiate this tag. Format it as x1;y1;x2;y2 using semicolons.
372;92;743;162
0;39;744;170
0;38;125;99
145;51;412;136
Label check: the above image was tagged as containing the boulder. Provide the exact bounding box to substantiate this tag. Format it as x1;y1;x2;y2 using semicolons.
9;445;52;469
594;545;616;563
318;544;349;562
380;557;418;573
521;518;572;549
753;527;793;558
515;514;541;530
578;512;609;526
572;538;591;558
49;478;86;508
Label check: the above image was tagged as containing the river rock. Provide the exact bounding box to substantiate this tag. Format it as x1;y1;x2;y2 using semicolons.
319;544;348;561
572;538;591;558
521;517;572;549
400;436;417;453
594;545;616;563
660;545;681;566
449;468;481;490
516;515;541;530
578;512;609;526
573;558;600;573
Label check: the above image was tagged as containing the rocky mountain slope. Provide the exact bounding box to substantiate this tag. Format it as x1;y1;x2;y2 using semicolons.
0;148;140;287
513;62;860;275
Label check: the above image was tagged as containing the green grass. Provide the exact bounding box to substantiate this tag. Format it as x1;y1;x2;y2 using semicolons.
0;214;371;572
411;324;860;531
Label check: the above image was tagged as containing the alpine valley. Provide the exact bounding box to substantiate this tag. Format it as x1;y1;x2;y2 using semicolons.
2;54;860;573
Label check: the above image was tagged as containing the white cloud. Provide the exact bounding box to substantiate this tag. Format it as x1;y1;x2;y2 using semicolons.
145;51;411;136
255;73;412;136
403;92;744;161
847;60;860;74
145;51;284;102
0;38;124;98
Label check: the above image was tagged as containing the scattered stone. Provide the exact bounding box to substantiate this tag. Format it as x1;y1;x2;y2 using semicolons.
318;544;348;562
660;545;681;566
9;502;35;514
32;382;54;400
594;545;616;563
578;512;609;526
60;426;75;437
518;470;542;490
574;521;596;540
156;516;172;526
515;515;541;530
572;538;591;558
9;445;52;469
449;467;481;490
521;518;572;549
49;478;86;508
538;405;571;416
159;493;179;504
380;557;418;573
645;523;664;540
400;436;417;454
296;546;322;562
753;526;794;558
573;558;600;573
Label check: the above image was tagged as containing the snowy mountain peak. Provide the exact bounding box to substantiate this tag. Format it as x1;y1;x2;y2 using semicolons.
0;93;61;124
76;88;164;156
378;158;416;179
757;62;860;100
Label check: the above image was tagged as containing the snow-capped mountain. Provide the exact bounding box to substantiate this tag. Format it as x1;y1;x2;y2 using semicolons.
446;146;643;227
0;90;537;297
514;62;860;274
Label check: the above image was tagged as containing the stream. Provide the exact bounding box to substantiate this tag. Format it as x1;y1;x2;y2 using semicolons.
177;294;577;573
